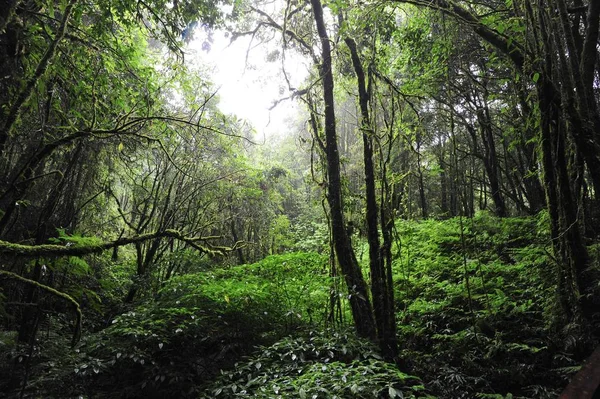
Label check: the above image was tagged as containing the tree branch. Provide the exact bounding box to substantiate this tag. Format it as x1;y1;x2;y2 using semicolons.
0;0;79;155
250;6;319;64
0;229;229;258
0;271;82;347
392;0;525;70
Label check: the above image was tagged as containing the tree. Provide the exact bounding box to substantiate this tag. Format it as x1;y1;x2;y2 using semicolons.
343;28;398;357
309;0;377;340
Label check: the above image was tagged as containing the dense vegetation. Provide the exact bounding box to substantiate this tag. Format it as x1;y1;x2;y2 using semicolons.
1;0;599;397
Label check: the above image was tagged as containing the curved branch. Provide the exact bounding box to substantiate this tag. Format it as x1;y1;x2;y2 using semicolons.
0;0;79;155
0;229;229;258
250;6;319;64
0;271;82;347
393;0;525;70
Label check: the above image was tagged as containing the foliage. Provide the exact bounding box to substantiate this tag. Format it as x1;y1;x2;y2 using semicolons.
1;213;592;398
2;0;600;397
290;218;330;253
393;213;573;398
198;328;432;399
12;252;328;398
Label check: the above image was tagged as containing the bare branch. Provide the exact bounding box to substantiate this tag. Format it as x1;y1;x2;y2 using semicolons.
250;6;319;64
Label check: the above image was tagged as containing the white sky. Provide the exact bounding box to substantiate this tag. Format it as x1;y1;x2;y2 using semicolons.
186;29;309;140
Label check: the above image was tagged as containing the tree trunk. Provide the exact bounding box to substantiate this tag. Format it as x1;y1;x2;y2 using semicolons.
345;36;398;358
477;106;507;217
17;144;82;343
517;90;547;214
416;141;428;218
230;217;246;264
538;74;595;333
311;0;376;340
438;151;449;216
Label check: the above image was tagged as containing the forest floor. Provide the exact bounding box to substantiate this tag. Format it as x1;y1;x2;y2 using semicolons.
0;212;593;398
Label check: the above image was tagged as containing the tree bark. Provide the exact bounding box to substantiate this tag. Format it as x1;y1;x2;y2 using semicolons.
476;106;507;217
0;229;227;258
440;156;448;215
345;36;398;358
416;141;428;218
310;0;376;340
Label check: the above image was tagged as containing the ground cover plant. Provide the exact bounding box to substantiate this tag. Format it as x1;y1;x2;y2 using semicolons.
1;215;597;398
393;212;578;398
1;253;329;397
199;328;432;399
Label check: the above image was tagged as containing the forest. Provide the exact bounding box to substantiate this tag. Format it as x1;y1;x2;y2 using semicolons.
1;0;599;397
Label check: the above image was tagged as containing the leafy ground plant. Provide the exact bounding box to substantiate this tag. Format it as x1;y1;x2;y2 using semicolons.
199;328;434;399
14;252;329;398
393;213;572;398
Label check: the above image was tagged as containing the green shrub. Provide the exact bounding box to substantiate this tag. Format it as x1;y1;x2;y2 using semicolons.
199;328;432;399
37;252;329;398
393;214;563;398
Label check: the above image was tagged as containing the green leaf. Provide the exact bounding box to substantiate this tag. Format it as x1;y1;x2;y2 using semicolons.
389;386;403;398
532;72;540;83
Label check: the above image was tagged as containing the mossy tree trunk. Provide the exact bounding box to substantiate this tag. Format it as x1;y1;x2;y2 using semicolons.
310;0;376;340
344;36;398;358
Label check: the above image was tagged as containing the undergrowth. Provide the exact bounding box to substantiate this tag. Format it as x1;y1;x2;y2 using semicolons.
2;213;592;398
393;211;574;398
199;328;433;399
1;252;329;398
